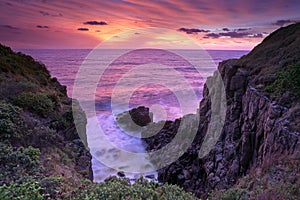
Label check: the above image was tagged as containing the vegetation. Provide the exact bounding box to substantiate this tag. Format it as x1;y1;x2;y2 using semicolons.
71;177;198;200
0;45;50;85
13;92;57;117
209;188;249;200
0;181;47;200
265;63;300;100
0;102;23;140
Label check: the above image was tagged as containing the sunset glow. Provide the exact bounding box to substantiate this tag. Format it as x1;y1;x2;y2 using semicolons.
0;0;299;49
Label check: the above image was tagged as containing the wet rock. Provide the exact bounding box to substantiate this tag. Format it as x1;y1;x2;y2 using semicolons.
145;174;155;179
117;171;125;177
116;106;153;131
129;106;152;126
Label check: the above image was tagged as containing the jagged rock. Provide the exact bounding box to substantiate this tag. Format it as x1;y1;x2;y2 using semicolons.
141;23;300;198
129;106;152;126
116;106;153;132
117;171;125;177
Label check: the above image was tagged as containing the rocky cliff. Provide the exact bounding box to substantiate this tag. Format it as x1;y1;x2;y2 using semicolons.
142;23;300;198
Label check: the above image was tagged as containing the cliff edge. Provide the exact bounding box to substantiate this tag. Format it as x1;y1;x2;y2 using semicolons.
143;23;300;199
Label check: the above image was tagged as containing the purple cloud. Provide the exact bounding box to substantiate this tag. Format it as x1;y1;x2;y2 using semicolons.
236;28;251;31
36;25;49;29
219;31;249;38
0;25;19;30
204;33;220;38
204;31;264;39
39;11;63;17
272;19;297;26
251;33;263;38
83;21;107;25
77;28;89;31
39;11;50;16
222;28;230;31
178;28;210;34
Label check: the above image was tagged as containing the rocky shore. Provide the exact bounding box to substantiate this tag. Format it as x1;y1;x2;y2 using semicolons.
141;23;300;198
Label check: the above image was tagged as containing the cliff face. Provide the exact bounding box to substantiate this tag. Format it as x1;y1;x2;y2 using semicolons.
0;44;93;186
143;23;300;198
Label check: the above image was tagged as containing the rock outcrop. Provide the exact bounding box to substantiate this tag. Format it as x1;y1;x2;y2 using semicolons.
116;106;153;131
142;23;300;198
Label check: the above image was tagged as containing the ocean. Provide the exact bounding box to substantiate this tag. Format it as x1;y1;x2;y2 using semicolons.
20;49;248;182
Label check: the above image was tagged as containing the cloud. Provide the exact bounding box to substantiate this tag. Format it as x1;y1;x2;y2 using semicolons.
272;19;297;26
204;31;264;39
251;33;263;38
83;21;107;25
39;11;50;16
219;31;249;38
236;28;251;31
39;11;63;17
77;28;89;31
36;25;49;29
222;28;251;32
0;25;19;30
204;33;220;38
178;28;210;34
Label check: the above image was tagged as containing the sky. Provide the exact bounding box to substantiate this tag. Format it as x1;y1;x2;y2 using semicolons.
0;0;299;50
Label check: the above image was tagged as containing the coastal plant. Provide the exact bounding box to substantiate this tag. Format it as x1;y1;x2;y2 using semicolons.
0;181;47;200
209;188;250;200
71;177;198;200
13;92;56;117
0;45;50;85
265;63;300;100
0;142;42;185
0;102;23;139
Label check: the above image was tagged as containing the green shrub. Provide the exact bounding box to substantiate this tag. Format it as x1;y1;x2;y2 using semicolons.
14;92;56;117
0;142;42;185
0;45;50;85
39;176;63;199
0;102;23;140
265;63;300;99
72;177;198;200
0;181;47;200
209;188;250;200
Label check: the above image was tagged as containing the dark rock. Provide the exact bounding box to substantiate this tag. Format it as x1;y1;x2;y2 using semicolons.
116;106;153;132
145;174;155;179
129;106;152;126
117;171;125;177
141;23;300;199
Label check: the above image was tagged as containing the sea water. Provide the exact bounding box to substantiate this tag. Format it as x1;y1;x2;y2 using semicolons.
20;48;248;182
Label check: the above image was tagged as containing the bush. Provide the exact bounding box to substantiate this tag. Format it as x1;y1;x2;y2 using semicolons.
0;181;47;200
0;142;42;185
14;92;56;117
0;44;50;85
265;63;300;100
0;102;23;140
209;188;250;200
72;177;198;200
